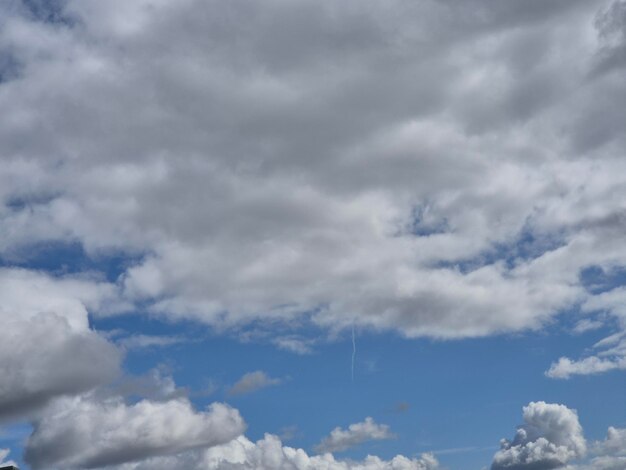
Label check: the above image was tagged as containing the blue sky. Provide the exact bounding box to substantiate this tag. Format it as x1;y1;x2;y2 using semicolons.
1;1;626;469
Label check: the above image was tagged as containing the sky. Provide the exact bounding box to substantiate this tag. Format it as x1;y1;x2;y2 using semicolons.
0;0;625;469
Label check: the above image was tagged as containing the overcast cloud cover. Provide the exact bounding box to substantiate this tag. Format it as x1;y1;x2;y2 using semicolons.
0;0;625;468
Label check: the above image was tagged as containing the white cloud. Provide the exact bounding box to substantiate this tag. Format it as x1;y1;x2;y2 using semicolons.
228;371;283;396
24;395;245;469
491;402;586;470
572;319;604;335
0;448;17;467
105;433;439;470
546;329;626;379
315;417;395;453
117;334;186;350
546;356;626;379
272;336;316;355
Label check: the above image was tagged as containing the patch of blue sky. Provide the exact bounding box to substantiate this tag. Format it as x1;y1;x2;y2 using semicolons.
0;50;21;85
0;240;144;282
580;264;626;294
435;227;568;274
19;0;76;27
91;311;625;470
407;204;449;237
0;423;31;470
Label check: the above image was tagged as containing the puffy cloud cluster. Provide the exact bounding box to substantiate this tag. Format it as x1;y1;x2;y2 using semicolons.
487;403;626;470
107;433;439;470
491;402;586;470
315;418;395;453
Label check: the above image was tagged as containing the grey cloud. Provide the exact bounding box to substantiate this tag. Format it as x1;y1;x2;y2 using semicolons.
569;426;626;470
0;313;121;420
0;268;122;421
593;0;626;74
24;395;245;469
315;417;395;453
228;371;283;396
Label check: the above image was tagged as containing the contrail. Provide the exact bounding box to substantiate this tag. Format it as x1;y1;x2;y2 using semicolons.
351;324;356;382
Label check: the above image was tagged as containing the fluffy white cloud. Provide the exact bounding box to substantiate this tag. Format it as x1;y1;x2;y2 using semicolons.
106;433;439;470
315;417;395;453
491;402;586;470
0;268;122;420
24;395;245;469
228;371;284;396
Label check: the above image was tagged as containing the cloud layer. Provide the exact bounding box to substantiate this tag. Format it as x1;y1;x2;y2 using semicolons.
0;0;624;349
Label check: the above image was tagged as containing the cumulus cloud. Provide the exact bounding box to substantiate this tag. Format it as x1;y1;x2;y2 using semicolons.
105;433;439;470
315;417;395;453
24;395;245;469
491;402;586;470
228;371;284;396
0;268;122;420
